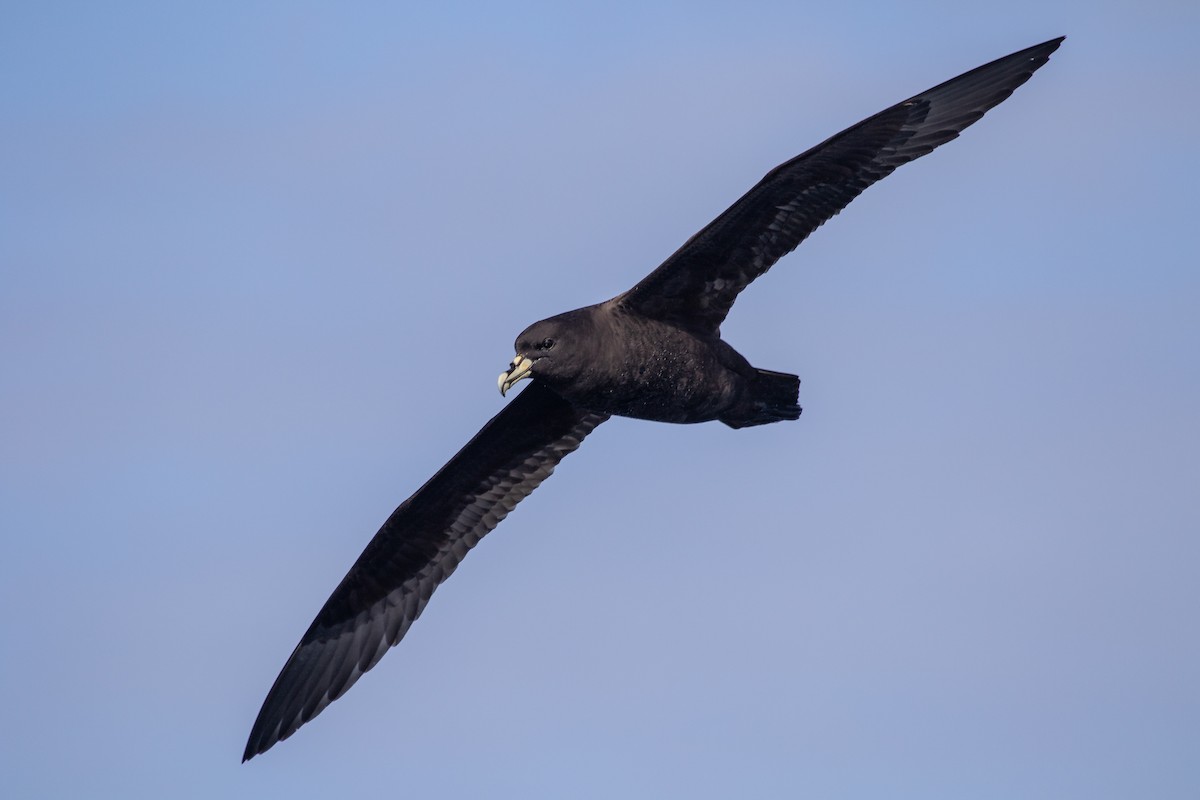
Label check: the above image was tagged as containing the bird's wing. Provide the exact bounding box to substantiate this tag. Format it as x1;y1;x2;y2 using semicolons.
243;381;607;760
615;37;1063;334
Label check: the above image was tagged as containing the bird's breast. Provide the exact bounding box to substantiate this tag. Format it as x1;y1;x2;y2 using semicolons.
562;319;745;424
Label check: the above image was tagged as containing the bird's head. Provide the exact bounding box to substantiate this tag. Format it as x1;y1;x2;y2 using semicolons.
498;311;592;397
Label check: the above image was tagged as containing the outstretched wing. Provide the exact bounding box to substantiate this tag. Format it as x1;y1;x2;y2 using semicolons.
244;381;607;760
616;37;1063;334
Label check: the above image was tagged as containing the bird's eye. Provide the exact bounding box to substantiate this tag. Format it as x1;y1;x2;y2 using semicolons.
538;338;555;350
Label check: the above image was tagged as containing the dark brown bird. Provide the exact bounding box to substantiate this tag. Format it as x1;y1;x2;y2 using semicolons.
245;37;1063;760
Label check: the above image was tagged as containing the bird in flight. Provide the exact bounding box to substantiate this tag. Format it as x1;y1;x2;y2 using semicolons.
244;37;1064;760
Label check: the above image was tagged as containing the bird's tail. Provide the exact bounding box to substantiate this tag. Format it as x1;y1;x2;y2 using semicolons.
722;369;802;429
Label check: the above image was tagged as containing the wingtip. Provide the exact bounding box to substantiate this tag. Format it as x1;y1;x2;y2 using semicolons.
1014;36;1064;61
242;725;276;762
242;740;274;763
1009;36;1064;61
1037;36;1066;55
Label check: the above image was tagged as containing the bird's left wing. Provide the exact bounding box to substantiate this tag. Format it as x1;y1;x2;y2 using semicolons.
244;381;607;760
615;37;1063;334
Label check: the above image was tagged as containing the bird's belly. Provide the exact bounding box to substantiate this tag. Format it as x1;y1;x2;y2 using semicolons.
570;352;740;424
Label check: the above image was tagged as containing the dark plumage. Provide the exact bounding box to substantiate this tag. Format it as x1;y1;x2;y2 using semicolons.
244;37;1063;760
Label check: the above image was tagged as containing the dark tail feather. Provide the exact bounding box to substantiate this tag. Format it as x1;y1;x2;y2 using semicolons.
722;369;802;429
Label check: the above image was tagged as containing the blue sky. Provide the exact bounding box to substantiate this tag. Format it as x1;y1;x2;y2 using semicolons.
2;2;1198;797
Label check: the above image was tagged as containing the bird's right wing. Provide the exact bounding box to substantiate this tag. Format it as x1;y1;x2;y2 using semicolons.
243;381;607;760
615;37;1063;334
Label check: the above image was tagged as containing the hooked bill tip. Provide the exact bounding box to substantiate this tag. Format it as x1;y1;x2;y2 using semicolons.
498;355;534;396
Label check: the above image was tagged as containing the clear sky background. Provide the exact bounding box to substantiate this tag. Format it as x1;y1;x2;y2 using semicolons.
3;2;1197;797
